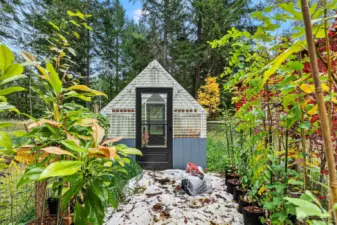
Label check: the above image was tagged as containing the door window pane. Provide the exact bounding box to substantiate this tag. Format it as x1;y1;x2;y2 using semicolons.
141;93;167;148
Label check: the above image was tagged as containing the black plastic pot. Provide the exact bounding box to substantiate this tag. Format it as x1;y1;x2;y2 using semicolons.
288;214;296;224
289;191;303;198
243;205;264;225
238;196;252;213
47;198;59;215
225;173;239;185
227;178;240;194
233;186;248;202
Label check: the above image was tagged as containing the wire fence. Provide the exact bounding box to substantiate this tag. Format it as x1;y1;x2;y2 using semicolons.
0;163;35;225
207;121;226;133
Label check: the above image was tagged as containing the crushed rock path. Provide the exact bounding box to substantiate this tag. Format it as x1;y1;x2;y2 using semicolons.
105;170;244;225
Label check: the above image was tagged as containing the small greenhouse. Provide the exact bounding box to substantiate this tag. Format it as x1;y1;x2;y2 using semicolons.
100;60;207;169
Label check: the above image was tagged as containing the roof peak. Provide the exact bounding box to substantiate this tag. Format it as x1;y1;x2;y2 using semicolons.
148;59;162;67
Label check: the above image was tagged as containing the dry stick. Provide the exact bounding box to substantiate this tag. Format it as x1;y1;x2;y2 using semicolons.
300;111;308;191
266;81;273;147
298;53;308;191
301;0;337;221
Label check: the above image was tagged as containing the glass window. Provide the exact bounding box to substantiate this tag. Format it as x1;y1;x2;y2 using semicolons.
141;93;167;148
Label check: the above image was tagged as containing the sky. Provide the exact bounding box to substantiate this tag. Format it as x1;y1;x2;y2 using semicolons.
121;0;143;22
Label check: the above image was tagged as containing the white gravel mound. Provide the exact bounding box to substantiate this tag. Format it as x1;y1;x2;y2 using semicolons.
105;170;243;225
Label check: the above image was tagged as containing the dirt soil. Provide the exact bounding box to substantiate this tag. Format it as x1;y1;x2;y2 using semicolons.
105;170;243;225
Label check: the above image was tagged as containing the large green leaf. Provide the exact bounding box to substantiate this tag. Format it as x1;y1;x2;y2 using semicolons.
1;75;27;85
0;102;15;110
61;140;87;153
2;64;24;80
0;131;13;154
74;201;89;225
84;184;105;225
17;167;44;188
0;45;14;72
46;62;62;95
64;91;92;102
67;85;107;98
39;160;84;180
120;147;142;156
62;176;84;209
284;197;329;219
262;41;304;86
0;86;25;96
90;181;108;203
0;63;26;85
107;189;118;208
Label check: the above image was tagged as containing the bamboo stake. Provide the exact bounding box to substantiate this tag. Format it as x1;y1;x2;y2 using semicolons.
301;0;337;220
324;0;333;126
324;0;334;222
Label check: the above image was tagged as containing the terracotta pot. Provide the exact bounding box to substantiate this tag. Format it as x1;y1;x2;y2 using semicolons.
227;178;240;194
233;186;248;202
243;205;264;225
238;196;252;213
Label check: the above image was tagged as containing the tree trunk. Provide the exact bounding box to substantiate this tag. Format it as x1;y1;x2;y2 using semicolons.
115;33;119;94
115;0;120;94
86;0;91;88
35;181;47;224
163;0;169;68
301;0;337;220
194;10;202;98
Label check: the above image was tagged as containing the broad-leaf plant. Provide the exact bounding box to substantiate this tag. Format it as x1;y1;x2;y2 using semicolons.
0;10;142;225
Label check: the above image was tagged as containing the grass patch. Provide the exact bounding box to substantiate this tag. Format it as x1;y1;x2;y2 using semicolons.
109;159;142;204
206;131;230;172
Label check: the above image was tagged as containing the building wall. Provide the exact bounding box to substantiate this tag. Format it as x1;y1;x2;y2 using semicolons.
114;138;207;169
107;112;207;139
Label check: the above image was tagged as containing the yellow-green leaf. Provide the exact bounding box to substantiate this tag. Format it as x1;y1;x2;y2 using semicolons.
262;41;304;86
2;64;24;80
0;86;25;96
46;63;62;95
61;140;87;153
49;21;60;31
0;45;14;72
72;31;80;39
69;20;81;27
82;22;93;31
39;161;84;180
67;85;107;98
0;131;13;153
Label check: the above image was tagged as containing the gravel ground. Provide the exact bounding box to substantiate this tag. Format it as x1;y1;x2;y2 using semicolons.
105;170;244;225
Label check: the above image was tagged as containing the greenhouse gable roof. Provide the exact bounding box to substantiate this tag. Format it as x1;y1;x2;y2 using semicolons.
100;60;206;115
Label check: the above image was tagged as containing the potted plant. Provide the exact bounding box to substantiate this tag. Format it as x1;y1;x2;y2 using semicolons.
234;174;250;202
227;178;240;194
47;197;59;215
238;194;253;213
